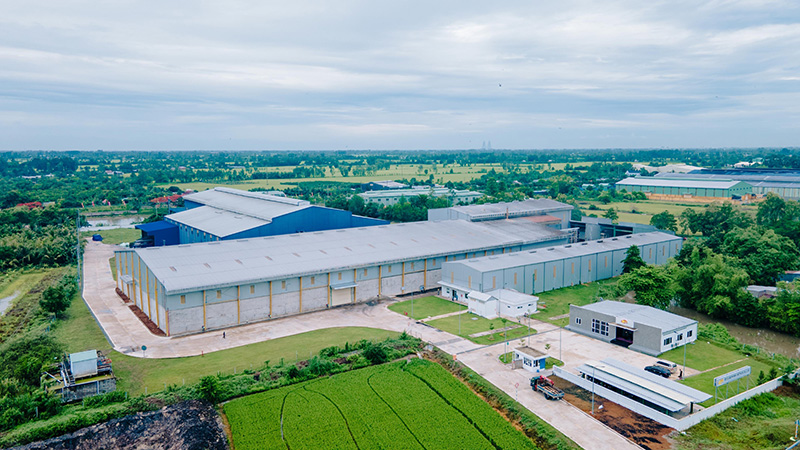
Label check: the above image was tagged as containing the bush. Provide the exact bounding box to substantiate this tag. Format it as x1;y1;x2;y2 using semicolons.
363;343;389;365
196;376;222;403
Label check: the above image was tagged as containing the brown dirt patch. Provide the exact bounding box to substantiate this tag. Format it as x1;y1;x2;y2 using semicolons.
128;304;166;336
550;375;675;450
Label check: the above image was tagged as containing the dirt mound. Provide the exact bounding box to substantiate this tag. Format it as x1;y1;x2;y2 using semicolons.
11;400;227;450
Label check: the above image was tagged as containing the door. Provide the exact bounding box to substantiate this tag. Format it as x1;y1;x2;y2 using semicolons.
330;288;352;306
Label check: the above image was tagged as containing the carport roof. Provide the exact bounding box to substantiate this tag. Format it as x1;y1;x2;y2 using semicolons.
446;232;682;273
135;219;566;295
577;358;710;412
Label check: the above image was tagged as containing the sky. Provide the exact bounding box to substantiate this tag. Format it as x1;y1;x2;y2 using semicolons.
1;0;799;151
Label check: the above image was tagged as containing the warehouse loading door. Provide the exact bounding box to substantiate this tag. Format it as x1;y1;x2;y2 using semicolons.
330;287;353;306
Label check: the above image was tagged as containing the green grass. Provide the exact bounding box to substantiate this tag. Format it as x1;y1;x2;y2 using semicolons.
675;389;800;450
111;327;399;395
81;228;141;245
51;291;111;354
545;357;564;369
109;257;117;281
534;280;616;327
659;341;746;372
0;270;50;304
224;359;538;450
427;312;536;346
499;351;513;364
680;358;781;406
388;296;466;320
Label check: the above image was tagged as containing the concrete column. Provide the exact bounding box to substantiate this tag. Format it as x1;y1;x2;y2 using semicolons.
202;290;207;329
299;277;303;312
268;281;273;317
237;285;241;324
327;273;331;306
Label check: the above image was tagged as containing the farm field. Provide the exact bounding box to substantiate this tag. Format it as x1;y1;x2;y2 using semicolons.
427;312;535;345
224;359;538;450
388;296;466;320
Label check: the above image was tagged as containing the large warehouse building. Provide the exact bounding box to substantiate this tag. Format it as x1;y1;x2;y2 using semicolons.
136;187;387;246
567;301;698;356
615;177;753;200
359;187;483;206
428;198;574;229
115;219;571;336
654;170;800;199
439;232;682;301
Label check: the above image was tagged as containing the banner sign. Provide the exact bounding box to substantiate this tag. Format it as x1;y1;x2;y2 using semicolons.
714;366;751;387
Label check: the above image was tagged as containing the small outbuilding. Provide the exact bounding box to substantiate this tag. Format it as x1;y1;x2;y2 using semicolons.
513;346;550;373
566;300;697;356
462;289;538;319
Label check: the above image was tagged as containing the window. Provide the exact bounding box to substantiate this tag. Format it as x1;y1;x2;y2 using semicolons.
523;358;532;367
250;285;255;294
664;337;673;346
410;262;414;270
571;262;574;274
363;269;368;276
281;280;286;290
468;276;472;289
677;333;683;341
216;290;221;299
310;276;315;285
687;330;693;338
180;295;186;304
591;319;608;336
388;266;392;273
605;256;608;267
338;272;342;281
431;259;436;266
575;317;582;325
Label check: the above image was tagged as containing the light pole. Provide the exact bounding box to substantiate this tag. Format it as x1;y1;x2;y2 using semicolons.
559;328;562;362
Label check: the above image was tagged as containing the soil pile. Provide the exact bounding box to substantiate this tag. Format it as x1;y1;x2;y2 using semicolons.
11;400;227;450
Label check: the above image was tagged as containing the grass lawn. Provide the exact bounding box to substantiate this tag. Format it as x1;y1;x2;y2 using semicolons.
659;341;745;372
427;312;536;346
109;257;117;281
51;288;400;395
535;279;617;327
545;357;564;369
388;296;465;320
680;357;781;406
81;228;141;245
499;351;513;363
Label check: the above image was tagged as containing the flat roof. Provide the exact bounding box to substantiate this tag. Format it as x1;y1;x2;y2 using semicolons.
70;350;97;363
167;206;268;237
360;188;482;198
616;177;750;190
488;289;538;306
577;358;710;412
577;300;696;333
430;198;572;220
657;171;800;184
447;232;681;273
515;346;547;359
136;219;566;295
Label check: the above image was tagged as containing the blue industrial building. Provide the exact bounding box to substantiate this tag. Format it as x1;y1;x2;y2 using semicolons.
137;187;388;246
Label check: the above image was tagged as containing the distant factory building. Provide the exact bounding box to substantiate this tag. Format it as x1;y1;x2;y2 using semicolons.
115;219;571;336
615;177;753;201
359;187;483;206
361;180;408;191
439;232;682;302
428;198;574;229
654;169;800;199
136;187;387;246
566;301;697;356
569;217;659;241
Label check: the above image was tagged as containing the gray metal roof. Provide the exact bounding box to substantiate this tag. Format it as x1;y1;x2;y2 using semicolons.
448;232;681;273
359;188;482;198
576;358;710;411
656;172;800;185
167;187;314;236
616;177;750;190
579;300;696;333
430;198;572;221
136;219;566;294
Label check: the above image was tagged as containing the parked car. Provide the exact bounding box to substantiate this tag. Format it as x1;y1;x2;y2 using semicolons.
644;365;671;378
654;361;677;373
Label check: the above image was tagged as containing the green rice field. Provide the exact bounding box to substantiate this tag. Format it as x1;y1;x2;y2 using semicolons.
224;359;538;450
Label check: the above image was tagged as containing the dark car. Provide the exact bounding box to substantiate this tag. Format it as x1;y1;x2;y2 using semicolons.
644;365;671;378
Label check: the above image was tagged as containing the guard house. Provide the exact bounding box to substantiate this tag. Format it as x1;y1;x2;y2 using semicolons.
513;346;550;373
575;359;710;416
566;301;697;356
464;289;538;319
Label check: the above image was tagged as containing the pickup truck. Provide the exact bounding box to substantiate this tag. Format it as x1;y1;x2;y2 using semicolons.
531;376;564;400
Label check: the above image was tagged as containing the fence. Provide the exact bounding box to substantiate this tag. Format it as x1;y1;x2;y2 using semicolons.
553;366;783;431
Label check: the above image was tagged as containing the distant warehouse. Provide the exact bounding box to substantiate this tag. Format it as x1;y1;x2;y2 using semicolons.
439;232;682;302
615;177;754;201
115;219;571;336
654;170;800;199
359;187;483;206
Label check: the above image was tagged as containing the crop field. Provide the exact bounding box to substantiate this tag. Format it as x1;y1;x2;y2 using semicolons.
224;359;538;450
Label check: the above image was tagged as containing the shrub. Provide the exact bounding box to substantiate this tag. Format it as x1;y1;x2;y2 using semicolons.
196;376;222;403
363;343;388;365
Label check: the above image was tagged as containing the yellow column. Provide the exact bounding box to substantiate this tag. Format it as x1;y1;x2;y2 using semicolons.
116;255;122;290
154;283;159;328
327;273;331;306
137;257;143;309
237;285;241;324
378;266;382;296
145;269;151;318
401;262;405;288
203;290;207;329
423;259;427;289
166;310;170;336
269;281;273;317
299;277;303;312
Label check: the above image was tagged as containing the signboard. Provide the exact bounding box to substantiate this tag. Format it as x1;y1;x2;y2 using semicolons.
714;366;751;387
615;317;635;328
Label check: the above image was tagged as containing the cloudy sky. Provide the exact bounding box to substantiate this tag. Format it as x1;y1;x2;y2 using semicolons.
1;0;799;150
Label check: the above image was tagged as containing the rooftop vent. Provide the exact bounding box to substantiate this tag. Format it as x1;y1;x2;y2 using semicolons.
265;256;272;261
292;253;301;257
235;259;243;265
169;266;177;272
320;250;327;254
204;263;211;269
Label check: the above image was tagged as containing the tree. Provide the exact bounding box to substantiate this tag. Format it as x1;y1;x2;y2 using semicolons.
680;203;753;249
650;211;678;233
603;208;618;222
39;285;71;316
721;226;800;285
197;376;222;403
622;245;646;273
362;342;388;364
672;246;752;319
619;265;675;310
